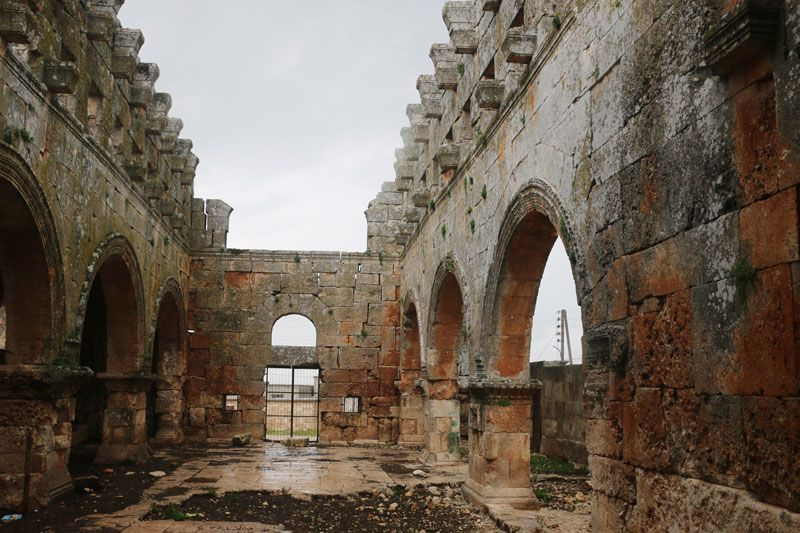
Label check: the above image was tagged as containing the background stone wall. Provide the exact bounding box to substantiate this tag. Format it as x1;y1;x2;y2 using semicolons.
186;251;401;443
531;362;586;464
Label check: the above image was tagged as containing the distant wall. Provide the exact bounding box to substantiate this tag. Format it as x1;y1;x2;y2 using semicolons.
531;362;586;465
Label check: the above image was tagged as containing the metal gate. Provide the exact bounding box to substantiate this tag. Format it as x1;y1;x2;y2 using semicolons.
265;366;320;442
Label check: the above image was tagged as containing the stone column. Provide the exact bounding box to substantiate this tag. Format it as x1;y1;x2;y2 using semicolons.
153;374;184;443
463;379;540;510
396;379;425;447
95;373;153;464
419;378;461;464
0;365;91;511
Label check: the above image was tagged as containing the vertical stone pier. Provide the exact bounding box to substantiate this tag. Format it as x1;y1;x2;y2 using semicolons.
0;366;91;511
420;378;461;463
95;374;154;464
463;379;540;510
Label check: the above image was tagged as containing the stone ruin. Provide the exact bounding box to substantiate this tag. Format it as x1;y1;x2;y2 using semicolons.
0;0;798;530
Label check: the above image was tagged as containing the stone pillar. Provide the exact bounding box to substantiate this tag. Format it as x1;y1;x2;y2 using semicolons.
463;379;540;510
0;365;91;511
153;374;184;443
420;378;461;463
95;373;153;464
396;379;425;447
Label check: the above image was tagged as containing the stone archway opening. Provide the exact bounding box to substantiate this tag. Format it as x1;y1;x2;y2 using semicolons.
265;314;320;442
147;290;184;443
423;271;464;463
72;252;144;465
467;208;584;510
0;178;53;365
397;301;424;447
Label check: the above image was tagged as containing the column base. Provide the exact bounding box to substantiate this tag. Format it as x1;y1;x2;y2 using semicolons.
462;478;540;511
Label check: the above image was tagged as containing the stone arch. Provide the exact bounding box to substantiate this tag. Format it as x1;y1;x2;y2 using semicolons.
397;294;425;447
422;258;467;462
479;180;585;379
0;145;66;363
72;234;149;464
147;278;186;443
426;257;468;379
77;234;145;373
267;294;332;348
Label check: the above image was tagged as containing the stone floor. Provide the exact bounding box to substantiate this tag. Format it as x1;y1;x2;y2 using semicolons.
79;443;589;532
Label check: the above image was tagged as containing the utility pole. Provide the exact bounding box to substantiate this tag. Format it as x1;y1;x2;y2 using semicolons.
562;309;573;365
557;310;565;362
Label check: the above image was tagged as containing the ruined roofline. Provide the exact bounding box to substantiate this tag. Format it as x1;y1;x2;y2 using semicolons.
365;0;572;256
0;0;229;250
192;248;401;263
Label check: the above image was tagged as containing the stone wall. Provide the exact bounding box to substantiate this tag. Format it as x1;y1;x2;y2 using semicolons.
531;362;585;464
0;0;227;511
186;251;402;443
373;0;800;529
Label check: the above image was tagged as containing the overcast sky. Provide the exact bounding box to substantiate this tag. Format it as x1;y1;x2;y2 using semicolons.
121;1;581;362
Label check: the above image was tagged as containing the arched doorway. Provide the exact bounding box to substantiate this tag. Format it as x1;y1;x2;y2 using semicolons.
0;178;55;364
72;240;146;465
397;300;424;446
423;266;465;463
146;286;185;443
265;314;320;441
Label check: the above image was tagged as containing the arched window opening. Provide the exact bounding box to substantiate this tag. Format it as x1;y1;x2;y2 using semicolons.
529;238;583;363
0;178;53;364
271;314;317;346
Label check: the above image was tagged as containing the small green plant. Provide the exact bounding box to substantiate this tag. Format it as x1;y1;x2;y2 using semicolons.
520;112;526;126
611;0;621;9
202;486;218;498
592;67;600;81
360;329;369;339
327;308;334;315
19;129;32;143
441;224;447;239
470;219;476;234
293;254;301;264
163;503;188;521
2;130;12;144
476;128;487;148
469;176;474;186
731;255;757;300
457;62;465;76
534;488;552;502
429;199;436;211
481;184;487;200
463;177;469;193
552;14;562;30
496;398;511;407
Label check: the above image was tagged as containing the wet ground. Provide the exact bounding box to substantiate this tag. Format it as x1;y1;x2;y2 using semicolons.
1;443;591;532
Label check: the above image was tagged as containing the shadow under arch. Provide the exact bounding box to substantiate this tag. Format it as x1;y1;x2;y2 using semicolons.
0;145;66;363
147;278;186;443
